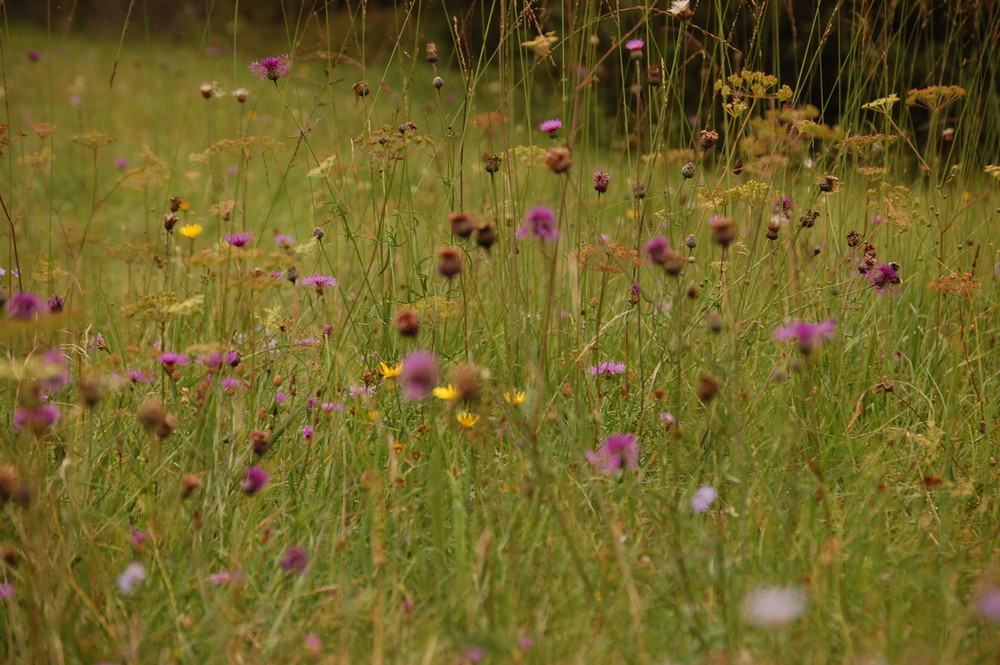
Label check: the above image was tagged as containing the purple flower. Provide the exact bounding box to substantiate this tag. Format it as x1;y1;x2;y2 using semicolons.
27;50;41;62
588;361;626;376
977;588;1000;623
301;275;338;294
6;292;44;319
0;583;13;598
645;236;670;264
659;412;675;427
400;350;439;400
281;545;308;575
516;206;559;242
275;392;287;404
242;466;269;495
13;405;60;434
302;425;314;440
125;370;154;383
871;214;886;225
116;562;147;595
593;170;611;194
221;377;247;391
322;401;345;412
518;636;534;650
771;196;794;221
585;433;639;474
249;54;290;81
625;39;645;51
868;263;901;293
225;231;255;248
114;156;130;170
39;349;72;391
274;234;295;248
538;119;563;137
157;352;190;369
461;645;486;663
774;319;837;355
128;525;148;548
690;485;718;513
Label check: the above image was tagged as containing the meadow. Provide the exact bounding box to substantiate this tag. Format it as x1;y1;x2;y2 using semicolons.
1;1;999;662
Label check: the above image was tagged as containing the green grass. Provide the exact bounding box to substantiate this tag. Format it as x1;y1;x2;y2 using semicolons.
1;2;999;663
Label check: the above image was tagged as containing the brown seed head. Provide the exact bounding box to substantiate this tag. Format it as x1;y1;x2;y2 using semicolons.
181;474;203;499
449;363;481;402
448;211;476;239
138;399;166;429
436;246;463;279
699;129;719;150
353;80;370;97
709;215;736;247
394;309;420;338
426;42;439;63
0;465;21;503
482;152;502;174
476;222;498;250
696;373;722;402
544;147;572;174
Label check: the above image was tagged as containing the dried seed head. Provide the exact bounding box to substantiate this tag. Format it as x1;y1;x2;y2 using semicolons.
286;266;299;284
353;80;370;97
138;399;166;429
681;161;696;179
235;88;248;103
817;174;840;193
686;284;700;299
398;121;418;135
436;246;463;279
709;215;736;247
699;129;719;150
250;429;273;455
163;214;179;232
0;465;20;503
846;230;862;247
766;220;781;240
78;375;103;408
544;147;572;174
632;180;646;200
432;76;444;90
170;196;183;213
685;234;698;249
647;64;661;86
181;474;203;499
696;373;722;402
482;152;502;174
156;414;178;439
200;83;213;99
448;211;476;239
800;210;820;228
312;227;325;240
475;222;498;250
707;311;724;333
394;309;420;338
449;363;481;402
426;42;439;63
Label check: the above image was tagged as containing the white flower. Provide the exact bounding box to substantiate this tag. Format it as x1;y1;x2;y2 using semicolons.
117;562;147;595
743;585;807;627
669;0;693;19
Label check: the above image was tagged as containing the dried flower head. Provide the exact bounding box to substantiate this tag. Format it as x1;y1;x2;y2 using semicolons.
699;129;719;150
353;81;370;97
394;309;420;338
708;215;736;247
669;0;694;20
482;152;502;174
543;147;572;174
436;246;463;279
448;211;476;239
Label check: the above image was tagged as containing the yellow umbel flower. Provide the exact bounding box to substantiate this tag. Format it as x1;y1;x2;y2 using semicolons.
503;390;526;405
179;223;203;239
379;361;403;378
432;384;459;401
456;412;479;428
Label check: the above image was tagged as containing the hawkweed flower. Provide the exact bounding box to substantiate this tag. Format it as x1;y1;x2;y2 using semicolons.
517;206;559;242
301;275;338;294
690;486;718;513
585;433;639;474
242;466;269;495
589;361;626;376
774;319;837;354
503;390;526;405
433;384;460;401
179;224;203;239
400;350;439;400
249;54;290;81
117;562;147;595
538;118;562;138
868;263;901;293
380;361;403;378
6;292;44;320
281;545;308;575
743;586;807;628
456;412;479;428
224;231;255;247
593;170;611;194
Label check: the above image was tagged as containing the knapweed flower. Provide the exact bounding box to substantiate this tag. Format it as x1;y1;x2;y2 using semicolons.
116;562;147;595
179;224;203;239
242;466;269;495
433;384;459;401
690;485;718;513
868;263;901;293
13;405;60;435
6;292;44;320
301;425;314;440
593;170;611;194
301;274;338;294
743;586;807;628
0;583;12;598
249;54;290;81
774;319;837;355
281;545;308;575
585;433;639;474
503;390;526;405
538;118;562;138
400;350;439;400
456;412;479;428
379;361;403;378
224;231;255;247
659;412;675;428
157;352;190;370
125;370;154;383
625;39;644;57
221;377;247;393
977;588;1000;623
589;361;626;376
274;233;295;248
516;206;559;242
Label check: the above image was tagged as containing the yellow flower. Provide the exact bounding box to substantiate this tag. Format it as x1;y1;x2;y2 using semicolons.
368;410;380;422
432;384;459;401
456;412;479;428
503;390;526;405
379;361;403;378
179;223;203;239
179;201;191;211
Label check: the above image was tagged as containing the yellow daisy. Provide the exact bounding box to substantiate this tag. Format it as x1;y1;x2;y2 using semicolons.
379;361;403;378
432;384;460;401
456;412;479;428
503;390;526;405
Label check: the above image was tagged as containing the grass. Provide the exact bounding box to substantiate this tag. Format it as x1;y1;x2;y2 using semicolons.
1;1;999;663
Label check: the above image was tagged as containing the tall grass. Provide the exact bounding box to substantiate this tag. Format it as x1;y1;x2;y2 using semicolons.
1;1;999;663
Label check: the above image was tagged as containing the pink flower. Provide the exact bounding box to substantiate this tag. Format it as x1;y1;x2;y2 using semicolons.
774;319;837;355
242;466;269;495
281;545;308;575
249;54;290;81
588;361;626;376
538;119;562;138
157;352;190;369
868;263;901;294
625;39;645;51
585;433;639;474
400;350;439;400
516;206;559;242
690;486;717;513
224;231;255;247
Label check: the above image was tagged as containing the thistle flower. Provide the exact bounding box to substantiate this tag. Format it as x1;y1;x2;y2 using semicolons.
249;54;290;81
593;170;611;194
625;39;644;59
6;292;44;320
538;118;563;138
242;466;269;495
585;433;639;474
448;211;476;238
774;319;837;354
394;309;420;338
868;263;901;293
400;350;439;400
12;405;60;435
274;233;295;248
224;231;255;247
699;129;719;150
516;206;559;242
157;352;190;370
436;246;463;279
708;215;736;247
301;274;338;294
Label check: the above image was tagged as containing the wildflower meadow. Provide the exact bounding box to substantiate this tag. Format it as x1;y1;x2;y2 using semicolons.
1;1;999;662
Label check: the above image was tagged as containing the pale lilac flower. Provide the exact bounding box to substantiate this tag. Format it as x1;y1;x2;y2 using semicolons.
348;385;374;399
517;206;560;242
208;570;239;585
774;318;837;354
977;588;1000;623
224;231;255;247
588;361;626;376
116;562;147;595
274;234;295;248
249;54;290;81
743;586;807;628
690;486;717;513
585;433;639;474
